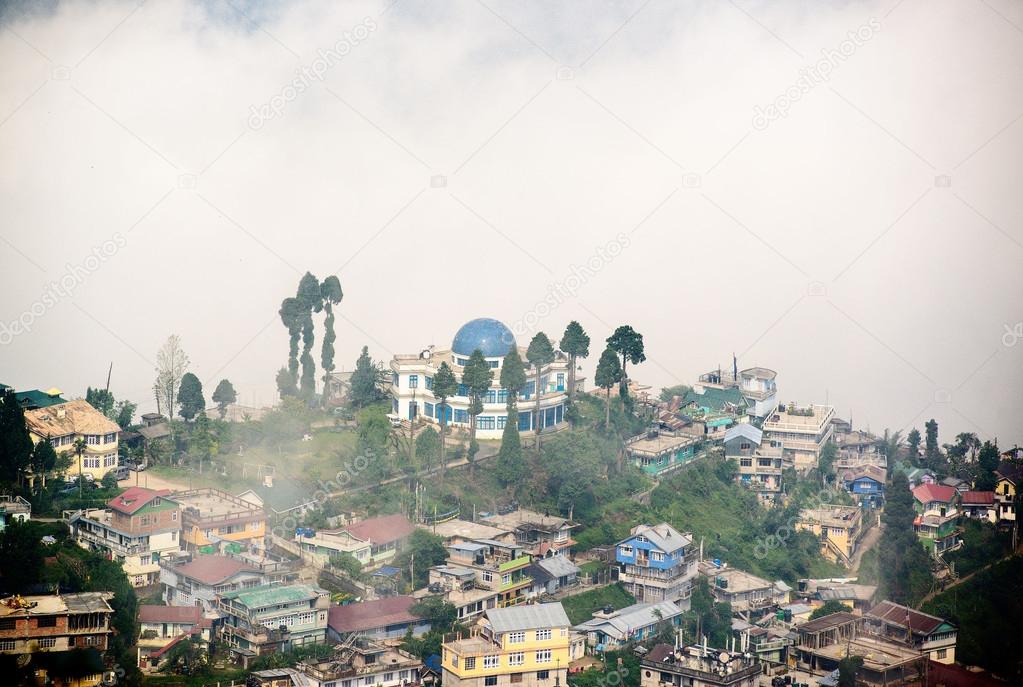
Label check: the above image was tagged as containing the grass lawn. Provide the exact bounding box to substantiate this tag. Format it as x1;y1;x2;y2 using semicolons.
561;583;636;625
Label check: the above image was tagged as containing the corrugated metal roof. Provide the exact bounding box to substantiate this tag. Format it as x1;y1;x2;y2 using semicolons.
724;423;762;445
486;602;569;633
537;555;579;579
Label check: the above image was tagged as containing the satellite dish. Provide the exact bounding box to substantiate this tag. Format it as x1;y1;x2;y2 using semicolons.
718;652;730;663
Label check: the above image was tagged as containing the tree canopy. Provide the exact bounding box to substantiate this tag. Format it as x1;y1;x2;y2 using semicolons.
177;372;205;421
211;378;237;419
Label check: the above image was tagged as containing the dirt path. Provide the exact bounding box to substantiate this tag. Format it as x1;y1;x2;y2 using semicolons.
118;471;191;492
849;521;883;574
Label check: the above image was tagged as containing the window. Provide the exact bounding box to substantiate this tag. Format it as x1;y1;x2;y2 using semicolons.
497;415;507;429
537;671;549;680
384;673;394;682
36;616;57;628
485;678;498;687
740;442;751;450
507;631;525;644
937;649;947;659
740;457;752;467
482;571;493;582
510;674;523;684
457;357;469;367
454;409;469;424
425;376;434;390
618;545;633;557
399;671;409;680
464;658;476;670
509;653;524;666
650;551;664;562
556;373;564;390
0;619;15;631
0;640;16;651
104;455;116;467
535;629;552;641
409;375;418;389
498;389;509;405
484;389;497;404
483;655;500;669
502;574;511;585
365;677;375;686
86;435;100;445
535;650;552;663
489;360;500;368
478;416;495;430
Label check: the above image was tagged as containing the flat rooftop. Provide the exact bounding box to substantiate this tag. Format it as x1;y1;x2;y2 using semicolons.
170;488;264;519
812;635;921;670
482;509;575;530
419;519;512;542
764;404;834;430
801;505;861;528
710;568;773;594
445;635;497;654
626;431;697;457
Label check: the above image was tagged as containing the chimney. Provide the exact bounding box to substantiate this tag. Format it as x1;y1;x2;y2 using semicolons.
56;406;66;419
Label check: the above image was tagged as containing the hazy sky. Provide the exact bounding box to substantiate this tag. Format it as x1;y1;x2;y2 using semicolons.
1;0;1021;446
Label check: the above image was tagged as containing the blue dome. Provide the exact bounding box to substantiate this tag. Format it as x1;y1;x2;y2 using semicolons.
452;318;516;358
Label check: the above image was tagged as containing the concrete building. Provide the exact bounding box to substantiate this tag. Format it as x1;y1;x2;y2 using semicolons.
481;509;578;557
442;603;572;687
168;488;266;554
327;596;430;641
160;554;267;612
794;612;924;685
0;494;31;530
723;424;783;503
442;538;534;609
640;643;762;687
574;601;682;650
527;555;580;596
217;583;330;662
625;428;701;478
136;605;212;672
65;487;182;587
0;592;115;687
390;318;575;439
24;399;121;482
911;484;962;555
700;562;789;618
796;505;863;566
994;460;1020;524
615;523;697;607
424;564;500;622
762;403;835;471
251;639;423;687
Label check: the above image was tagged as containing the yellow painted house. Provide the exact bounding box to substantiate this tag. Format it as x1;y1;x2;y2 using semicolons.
24;399;121;482
796;505;863;565
994;460;1020;524
443;603;572;687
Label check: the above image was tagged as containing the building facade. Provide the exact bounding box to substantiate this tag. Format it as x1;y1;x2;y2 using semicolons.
723;424;783;503
615;523;697;607
217;584;330;659
168;488;266;553
796;505;863;565
762;404;834;472
911;484;962;554
24;399;121;481
640;643;762;687
161;554;267;612
390;318;574;439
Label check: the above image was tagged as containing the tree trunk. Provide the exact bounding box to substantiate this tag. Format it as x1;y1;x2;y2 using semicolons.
533;366;542;452
568;354;576;398
620;356;628;398
439;403;447;485
468;404;476;481
605;388;611;430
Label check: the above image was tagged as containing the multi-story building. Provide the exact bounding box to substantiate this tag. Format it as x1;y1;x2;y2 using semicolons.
161;554;267;612
794;612;924;686
700;562;789;618
480;509;578;557
442;602;572;687
839;466;886;509
911;484;962;555
217;583;330;661
796;505;863;565
137;605;212;672
443;539;534;608
574;601;682;650
624;428;701;478
723;424;783;503
615;523;697;608
24;399;121;481
864;601;957;664
426;564;500;622
640;642;762;687
960;490;996;522
65;487;182;587
251;639;423;687
168;488;266;553
326;596;431;642
994;460;1020;524
762;403;834;471
0;592;115;687
0;494;31;530
390;318;575;439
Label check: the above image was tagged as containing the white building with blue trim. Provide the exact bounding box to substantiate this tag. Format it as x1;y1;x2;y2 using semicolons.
388;318;577;439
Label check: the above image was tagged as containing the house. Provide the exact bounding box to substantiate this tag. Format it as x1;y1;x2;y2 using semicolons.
418;519;515;546
839;465;886;508
480;509;578;557
160;554;266;612
730;621;792;665
8;386;67;410
615;523;698;607
812;583;877;613
574;601;682;650
528;555;580;596
423;564;500;622
640;643;762;687
217;584;330;664
167;488;266;554
24;399;121;482
940;476;970;493
624;428;701;478
700;562;789;617
327;596;430;641
337;513;416;567
65;487;182;587
897;464;936;489
297;528;374;567
796;506;863;565
441;539;533;608
911;484;962;554
794;612;924;685
762;403;835;471
0;592;115;687
994;460;1021;524
0;494;31;530
723;424;783;503
441;602;572;687
251;639;423;687
960;491;996;522
865;600;957;664
136;604;212;671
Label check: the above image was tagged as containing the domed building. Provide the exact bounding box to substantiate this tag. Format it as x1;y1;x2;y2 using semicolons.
388;318;579;439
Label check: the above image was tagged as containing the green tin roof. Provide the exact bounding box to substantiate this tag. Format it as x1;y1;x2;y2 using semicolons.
219;583;320;609
14;389;67;409
682;387;746;413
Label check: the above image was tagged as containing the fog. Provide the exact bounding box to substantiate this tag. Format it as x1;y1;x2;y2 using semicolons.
1;0;1021;445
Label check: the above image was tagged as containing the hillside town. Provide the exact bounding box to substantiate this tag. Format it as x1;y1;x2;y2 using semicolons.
0;315;1019;687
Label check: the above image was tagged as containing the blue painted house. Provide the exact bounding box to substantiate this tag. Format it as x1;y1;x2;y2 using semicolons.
615;523;697;608
840;466;886;508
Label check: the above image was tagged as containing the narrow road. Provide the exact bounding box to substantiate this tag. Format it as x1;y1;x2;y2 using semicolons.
916;553;1018;607
849;521;883;575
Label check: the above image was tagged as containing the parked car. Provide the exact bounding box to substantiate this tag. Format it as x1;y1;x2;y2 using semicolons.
115;466;130;480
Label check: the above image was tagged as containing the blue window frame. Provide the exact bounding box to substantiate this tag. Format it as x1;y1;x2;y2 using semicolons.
518;411;532;431
454;409;469;424
425;402;435;418
409;402;418;420
456;357;469;366
392;372;399;387
425;376;433;390
457;383;469;397
409;375;418;389
484;389;497;404
544;407;555;428
478;416;495;430
497;389;509;405
497;415;507;429
556;373;565;391
488;360;499;368
436;404;452;422
555;404;564;423
522;381;535;399
392;398;399;414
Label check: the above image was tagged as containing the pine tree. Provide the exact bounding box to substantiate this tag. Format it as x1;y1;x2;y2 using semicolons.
177;373;205;421
606;324;645;399
462;349;493;480
526;332;555;451
594;346;623;431
559;321;590;399
432;362;458;483
211;379;238;419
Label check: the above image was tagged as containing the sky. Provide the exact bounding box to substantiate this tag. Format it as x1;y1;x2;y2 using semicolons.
1;0;1021;446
